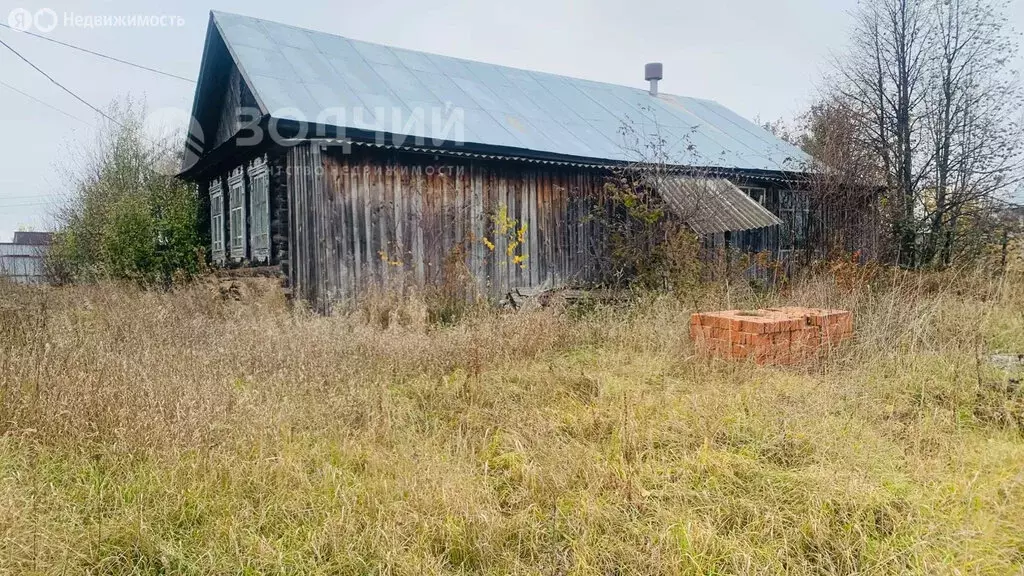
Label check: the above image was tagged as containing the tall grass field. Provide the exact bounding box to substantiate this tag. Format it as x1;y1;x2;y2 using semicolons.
1;266;1023;574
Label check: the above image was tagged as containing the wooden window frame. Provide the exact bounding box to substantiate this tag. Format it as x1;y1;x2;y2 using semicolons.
228;167;246;260
248;156;270;263
209;180;225;264
740;186;766;206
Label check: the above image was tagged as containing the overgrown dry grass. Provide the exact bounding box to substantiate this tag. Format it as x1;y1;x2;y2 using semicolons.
1;265;1023;575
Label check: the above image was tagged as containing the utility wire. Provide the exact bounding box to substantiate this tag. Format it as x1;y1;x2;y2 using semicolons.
0;193;62;200
0;201;60;208
0;30;188;175
0;199;62;206
0;78;93;125
0;22;194;83
0;35;120;126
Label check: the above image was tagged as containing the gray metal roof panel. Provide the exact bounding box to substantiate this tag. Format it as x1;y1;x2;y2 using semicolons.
391;47;442;74
216;13;275;50
280;46;336;80
210;11;812;172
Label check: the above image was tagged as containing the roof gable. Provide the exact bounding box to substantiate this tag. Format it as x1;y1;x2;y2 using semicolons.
190;11;811;173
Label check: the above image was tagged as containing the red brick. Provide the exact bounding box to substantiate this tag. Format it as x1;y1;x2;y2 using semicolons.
690;306;853;364
735;319;764;334
731;343;752;358
734;332;759;346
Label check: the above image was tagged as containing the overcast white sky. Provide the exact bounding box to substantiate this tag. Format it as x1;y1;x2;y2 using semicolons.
0;0;1021;240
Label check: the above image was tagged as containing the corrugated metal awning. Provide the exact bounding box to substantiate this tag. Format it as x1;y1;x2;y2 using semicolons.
657;176;782;234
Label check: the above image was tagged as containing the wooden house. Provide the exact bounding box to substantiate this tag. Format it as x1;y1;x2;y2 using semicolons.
179;11;816;311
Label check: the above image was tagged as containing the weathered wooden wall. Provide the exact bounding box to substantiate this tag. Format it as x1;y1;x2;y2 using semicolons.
268;151;290;272
210;61;259;151
286;143;607;309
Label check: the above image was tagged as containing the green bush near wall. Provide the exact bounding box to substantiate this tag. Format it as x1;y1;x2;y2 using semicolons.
47;99;204;286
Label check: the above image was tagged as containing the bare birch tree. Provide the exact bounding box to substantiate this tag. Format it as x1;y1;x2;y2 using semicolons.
922;0;1022;266
835;0;933;266
829;0;1022;267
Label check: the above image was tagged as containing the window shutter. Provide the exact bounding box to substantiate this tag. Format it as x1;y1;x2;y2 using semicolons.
228;167;246;260
248;156;270;263
209;180;225;264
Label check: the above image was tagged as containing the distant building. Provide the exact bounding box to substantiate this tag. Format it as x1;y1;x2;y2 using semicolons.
0;231;52;284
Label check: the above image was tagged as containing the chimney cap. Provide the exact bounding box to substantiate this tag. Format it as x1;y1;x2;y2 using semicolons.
644;62;663;81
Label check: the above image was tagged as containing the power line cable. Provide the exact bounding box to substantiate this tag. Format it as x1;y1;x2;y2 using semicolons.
0;22;194;83
0;31;188;174
0;35;120;126
0;78;93;125
0;201;61;208
0;197;63;204
0;193;62;200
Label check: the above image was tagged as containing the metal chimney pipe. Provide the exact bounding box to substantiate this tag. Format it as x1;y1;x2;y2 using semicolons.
645;62;663;96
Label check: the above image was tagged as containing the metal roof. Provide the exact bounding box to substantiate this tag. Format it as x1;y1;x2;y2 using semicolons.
657;176;782;234
11;231;52;246
209;11;812;173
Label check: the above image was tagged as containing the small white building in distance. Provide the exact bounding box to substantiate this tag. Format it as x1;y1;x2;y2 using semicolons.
0;231;52;284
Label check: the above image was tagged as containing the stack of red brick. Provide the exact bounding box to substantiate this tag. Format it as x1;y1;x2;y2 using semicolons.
690;307;853;365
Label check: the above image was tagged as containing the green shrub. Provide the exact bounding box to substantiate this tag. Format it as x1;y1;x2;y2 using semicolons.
47;98;203;286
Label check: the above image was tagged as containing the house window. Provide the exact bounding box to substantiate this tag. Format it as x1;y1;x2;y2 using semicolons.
741;187;766;206
209;180;225;264
228;168;246;259
249;158;270;262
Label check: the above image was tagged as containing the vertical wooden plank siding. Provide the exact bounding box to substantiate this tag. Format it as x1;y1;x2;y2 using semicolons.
288;146;606;310
374;164;388;289
412;167;426;287
268;151;289;270
286;145;308;305
528;169;540;286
